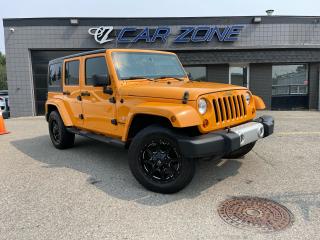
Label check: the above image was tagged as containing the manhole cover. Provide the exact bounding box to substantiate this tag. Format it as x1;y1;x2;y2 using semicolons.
218;197;294;232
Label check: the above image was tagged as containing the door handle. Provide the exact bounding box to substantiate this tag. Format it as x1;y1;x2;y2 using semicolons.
77;95;82;101
63;91;70;95
81;91;90;97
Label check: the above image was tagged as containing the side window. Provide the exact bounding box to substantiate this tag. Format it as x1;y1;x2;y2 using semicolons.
48;63;62;87
65;60;80;85
85;57;108;85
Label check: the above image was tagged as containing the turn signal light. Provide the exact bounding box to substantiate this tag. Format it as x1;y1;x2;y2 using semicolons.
203;119;209;128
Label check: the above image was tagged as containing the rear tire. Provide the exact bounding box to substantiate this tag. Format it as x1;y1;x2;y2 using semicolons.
128;125;195;194
48;110;75;149
224;142;256;159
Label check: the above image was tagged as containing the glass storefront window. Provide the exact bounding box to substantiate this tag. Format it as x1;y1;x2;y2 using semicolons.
229;66;249;88
184;66;206;81
272;64;308;96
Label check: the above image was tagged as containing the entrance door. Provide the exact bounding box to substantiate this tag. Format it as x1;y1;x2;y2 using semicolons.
229;65;249;88
62;58;83;127
80;55;116;136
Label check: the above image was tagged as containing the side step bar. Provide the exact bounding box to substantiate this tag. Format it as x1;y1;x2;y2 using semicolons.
67;127;125;148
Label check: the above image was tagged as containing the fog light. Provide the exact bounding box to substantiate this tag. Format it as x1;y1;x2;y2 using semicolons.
258;126;264;138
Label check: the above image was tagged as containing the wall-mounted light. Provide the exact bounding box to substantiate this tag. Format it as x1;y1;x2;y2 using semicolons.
266;9;274;16
70;18;79;25
253;17;262;23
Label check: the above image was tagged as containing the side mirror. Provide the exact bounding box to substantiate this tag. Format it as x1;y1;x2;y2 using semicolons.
103;86;113;95
187;72;193;80
92;74;110;87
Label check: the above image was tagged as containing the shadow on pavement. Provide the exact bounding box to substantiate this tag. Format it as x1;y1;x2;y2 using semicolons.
11;135;242;206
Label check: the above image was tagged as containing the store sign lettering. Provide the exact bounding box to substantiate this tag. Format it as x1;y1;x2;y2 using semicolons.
88;26;114;44
88;25;244;44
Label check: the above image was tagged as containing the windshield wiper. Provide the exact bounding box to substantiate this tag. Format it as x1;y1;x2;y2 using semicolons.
123;76;154;81
123;76;185;82
154;76;185;81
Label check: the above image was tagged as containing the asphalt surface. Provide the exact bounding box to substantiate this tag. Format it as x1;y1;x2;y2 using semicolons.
0;111;319;240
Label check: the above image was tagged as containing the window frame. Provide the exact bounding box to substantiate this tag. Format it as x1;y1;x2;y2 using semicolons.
64;59;80;86
84;56;109;86
48;62;63;92
48;63;62;87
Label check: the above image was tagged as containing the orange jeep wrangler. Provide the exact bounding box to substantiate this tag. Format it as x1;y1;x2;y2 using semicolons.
45;49;274;193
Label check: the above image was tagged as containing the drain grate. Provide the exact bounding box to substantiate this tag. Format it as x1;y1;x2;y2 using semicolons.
218;197;294;232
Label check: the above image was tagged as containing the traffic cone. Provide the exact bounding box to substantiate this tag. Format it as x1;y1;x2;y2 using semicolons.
0;110;9;135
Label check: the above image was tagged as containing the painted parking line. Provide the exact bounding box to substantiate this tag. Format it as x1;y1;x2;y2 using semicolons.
275;117;320;120
276;132;320;136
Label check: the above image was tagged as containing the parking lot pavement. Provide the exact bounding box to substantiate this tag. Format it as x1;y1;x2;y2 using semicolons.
0;111;320;240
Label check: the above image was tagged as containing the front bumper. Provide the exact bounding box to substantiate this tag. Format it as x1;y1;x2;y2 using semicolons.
177;115;274;158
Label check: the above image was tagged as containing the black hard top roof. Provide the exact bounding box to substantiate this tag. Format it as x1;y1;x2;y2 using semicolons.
49;49;106;64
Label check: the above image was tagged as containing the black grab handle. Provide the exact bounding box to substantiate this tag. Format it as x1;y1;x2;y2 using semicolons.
81;91;91;97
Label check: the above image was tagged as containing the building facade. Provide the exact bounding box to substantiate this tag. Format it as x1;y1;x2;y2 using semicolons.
3;16;320;117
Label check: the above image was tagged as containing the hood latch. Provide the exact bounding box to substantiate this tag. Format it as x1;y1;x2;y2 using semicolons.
182;91;189;104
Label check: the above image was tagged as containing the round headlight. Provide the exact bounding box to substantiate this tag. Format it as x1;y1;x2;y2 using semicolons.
245;92;251;105
198;98;207;115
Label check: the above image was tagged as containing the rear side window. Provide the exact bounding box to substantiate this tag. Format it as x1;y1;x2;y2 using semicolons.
65;60;80;85
48;63;62;87
85;57;108;85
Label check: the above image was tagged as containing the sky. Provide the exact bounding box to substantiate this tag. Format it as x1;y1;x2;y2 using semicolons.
1;0;320;53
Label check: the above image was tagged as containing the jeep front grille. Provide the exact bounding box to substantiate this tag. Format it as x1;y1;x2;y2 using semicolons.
212;94;247;123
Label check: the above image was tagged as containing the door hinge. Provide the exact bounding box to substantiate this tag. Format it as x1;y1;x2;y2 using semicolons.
109;96;116;104
111;119;117;125
79;114;84;120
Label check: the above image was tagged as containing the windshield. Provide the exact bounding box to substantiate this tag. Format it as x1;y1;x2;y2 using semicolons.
112;52;187;80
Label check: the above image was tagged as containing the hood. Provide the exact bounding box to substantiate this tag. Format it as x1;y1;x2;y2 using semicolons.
118;80;247;100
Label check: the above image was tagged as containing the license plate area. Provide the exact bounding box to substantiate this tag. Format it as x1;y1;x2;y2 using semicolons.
230;122;265;146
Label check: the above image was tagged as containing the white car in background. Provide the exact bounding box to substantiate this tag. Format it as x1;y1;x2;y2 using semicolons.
0;90;10;119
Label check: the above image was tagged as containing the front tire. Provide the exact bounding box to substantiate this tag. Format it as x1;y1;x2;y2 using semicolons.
48;110;75;149
128;125;195;194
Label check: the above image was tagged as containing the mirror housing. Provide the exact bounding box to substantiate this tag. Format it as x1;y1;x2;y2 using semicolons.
103;86;113;95
187;72;193;80
93;74;110;87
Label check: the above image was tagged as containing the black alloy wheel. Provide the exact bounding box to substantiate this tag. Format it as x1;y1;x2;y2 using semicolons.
48;110;75;149
140;137;182;183
51;119;61;143
128;125;195;194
